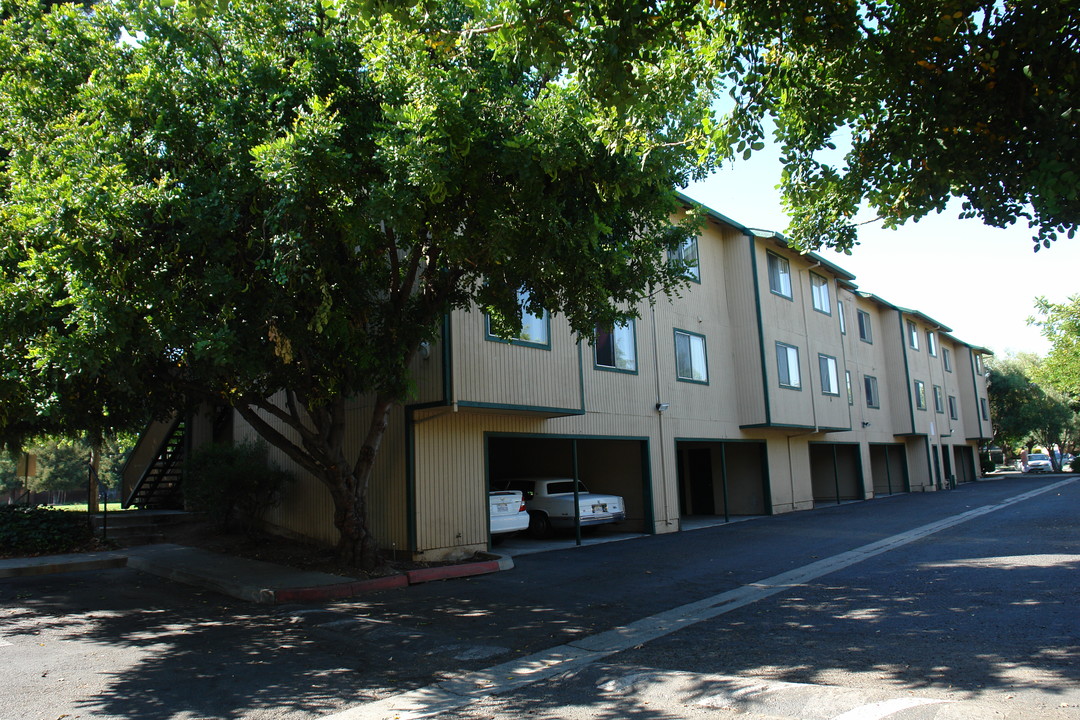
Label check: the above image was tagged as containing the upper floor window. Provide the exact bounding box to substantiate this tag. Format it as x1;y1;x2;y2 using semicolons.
485;288;550;348
927;331;938;357
907;320;920;350
948;395;958;420
846;370;854;405
819;354;839;395
594;321;637;373
914;379;927;410
810;273;832;315
864;375;880;408
838;301;847;334
776;342;801;389
767;252;792;299
858;310;873;343
933;385;945;414
980;397;990;420
670;237;700;282
675;329;708;383
943;346;952;372
974;353;983;375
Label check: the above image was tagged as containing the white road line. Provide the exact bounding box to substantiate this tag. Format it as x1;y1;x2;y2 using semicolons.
830;697;952;720
325;477;1077;720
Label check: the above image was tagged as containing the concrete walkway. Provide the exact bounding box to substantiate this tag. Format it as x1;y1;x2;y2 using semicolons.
0;543;513;604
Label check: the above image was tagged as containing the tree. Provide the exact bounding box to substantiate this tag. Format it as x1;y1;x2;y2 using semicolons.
1031;295;1080;398
0;0;714;568
987;355;1072;471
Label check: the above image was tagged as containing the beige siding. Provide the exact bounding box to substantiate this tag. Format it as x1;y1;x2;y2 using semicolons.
724;233;767;425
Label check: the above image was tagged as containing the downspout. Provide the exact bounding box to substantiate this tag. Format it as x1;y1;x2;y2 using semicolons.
651;303;673;529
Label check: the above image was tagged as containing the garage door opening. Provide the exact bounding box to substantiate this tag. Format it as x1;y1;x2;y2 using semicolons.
810;443;864;505
869;443;909;496
676;441;768;522
486;435;650;546
953;445;977;484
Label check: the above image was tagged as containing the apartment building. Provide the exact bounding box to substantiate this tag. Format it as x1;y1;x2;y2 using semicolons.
124;195;994;561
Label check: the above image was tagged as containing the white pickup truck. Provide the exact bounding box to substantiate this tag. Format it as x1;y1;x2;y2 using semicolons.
498;478;625;538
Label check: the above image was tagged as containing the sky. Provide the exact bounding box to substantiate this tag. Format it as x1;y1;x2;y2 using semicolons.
683;147;1080;359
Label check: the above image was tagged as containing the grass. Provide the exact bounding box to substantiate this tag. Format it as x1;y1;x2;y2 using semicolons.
50;501;132;513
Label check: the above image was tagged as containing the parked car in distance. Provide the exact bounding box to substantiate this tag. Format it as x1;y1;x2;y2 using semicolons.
1022;453;1053;473
497;478;626;538
489;490;530;536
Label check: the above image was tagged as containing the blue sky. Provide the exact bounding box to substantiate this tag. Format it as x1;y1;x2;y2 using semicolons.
684;148;1079;359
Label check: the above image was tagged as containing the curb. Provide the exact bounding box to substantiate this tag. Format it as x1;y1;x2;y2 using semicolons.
0;551;128;579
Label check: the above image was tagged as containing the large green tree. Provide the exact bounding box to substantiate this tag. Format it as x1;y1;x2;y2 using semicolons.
0;0;712;567
988;355;1073;471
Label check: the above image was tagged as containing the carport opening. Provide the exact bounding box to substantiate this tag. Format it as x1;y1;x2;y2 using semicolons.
953;445;976;484
676;441;768;521
487;435;649;544
869;443;909;496
810;443;864;505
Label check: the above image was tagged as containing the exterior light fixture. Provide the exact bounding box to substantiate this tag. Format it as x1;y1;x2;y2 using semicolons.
655;403;670;413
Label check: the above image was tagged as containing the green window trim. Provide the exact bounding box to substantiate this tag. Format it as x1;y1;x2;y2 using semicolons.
484;288;552;349
948;394;958;420
674;328;709;384
810;272;832;315
907;320;920;351
927;330;938;357
933;385;945;414
766;251;793;300
776;341;802;389
846;370;854;405
943;346;953;372
594;320;638;374
857;310;873;344
838;301;847;334
670;237;701;283
864;374;880;408
914;379;927;410
818;353;840;396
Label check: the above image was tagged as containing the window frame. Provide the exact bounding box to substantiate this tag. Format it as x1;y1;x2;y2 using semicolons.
776;342;802;390
864;375;880;408
857;310;873;344
838;300;847;334
767;252;793;300
484;289;551;349
818;353;840;396
914;379;927;410
943;346;952;372
907;320;920;350
980;397;990;420
846;370;854;405
674;328;709;384
927;330;938;357
810;272;832;315
948;395;958;420
670;237;700;283
594;320;638;374
933;384;945;414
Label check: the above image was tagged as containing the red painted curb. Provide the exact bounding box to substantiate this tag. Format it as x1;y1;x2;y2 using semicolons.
406;559;501;585
272;573;408;603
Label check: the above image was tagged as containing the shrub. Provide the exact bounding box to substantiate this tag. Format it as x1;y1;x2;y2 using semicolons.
0;505;95;556
185;442;292;532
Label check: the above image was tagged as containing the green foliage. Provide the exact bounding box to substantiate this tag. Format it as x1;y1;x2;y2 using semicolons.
0;505;95;556
1031;295;1080;398
988;354;1074;469
184;442;292;532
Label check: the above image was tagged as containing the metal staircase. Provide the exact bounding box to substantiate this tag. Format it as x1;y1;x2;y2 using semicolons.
123;418;187;510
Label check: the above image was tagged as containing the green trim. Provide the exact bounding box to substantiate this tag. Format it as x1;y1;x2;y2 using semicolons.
673;327;710;385
838;300;847;335
669;236;702;284
673;438;771;519
738;422;850;432
933;384;945;414
943;346;953;372
484;311;552;350
748;234;772;425
640;440;655;532
969;350;988;438
577;341;587;412
809;271;833;316
766;251;794;300
456;400;585;416
898;311;917;432
857;309;873;344
442;314;453;403
864;374;880;408
926;330;938;357
906;319;921;351
592;319;639;375
818;353;840;396
914;379;927;411
776;341;802;390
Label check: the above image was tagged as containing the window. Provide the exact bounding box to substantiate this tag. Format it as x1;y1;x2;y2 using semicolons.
857;310;873;343
948;395;958;420
980;397;989;420
943;347;952;372
907;320;920;350
846;370;854;405
776;342;801;389
810;273;831;314
485;288;550;348
670;237;700;282
864;375;880;408
674;329;708;383
927;331;938;356
974;353;983;375
914;380;927;410
818;354;839;395
767;252;792;298
933;385;944;414
838;301;847;334
594;321;637;372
